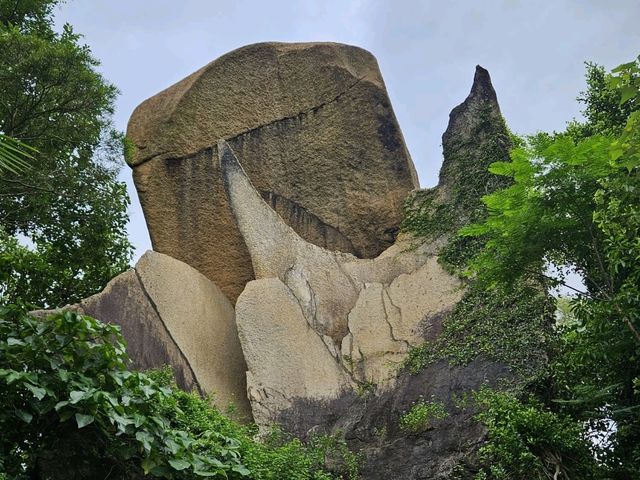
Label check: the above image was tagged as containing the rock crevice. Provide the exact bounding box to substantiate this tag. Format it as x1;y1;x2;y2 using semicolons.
127;42;418;302
224;75;366;146
132;266;205;396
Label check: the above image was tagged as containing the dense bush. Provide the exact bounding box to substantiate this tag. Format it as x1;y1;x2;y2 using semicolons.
0;305;359;479
472;388;598;480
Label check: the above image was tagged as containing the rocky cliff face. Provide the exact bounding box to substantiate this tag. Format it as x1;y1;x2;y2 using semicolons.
214;60;526;479
39;45;539;478
219;140;463;418
126;42;419;303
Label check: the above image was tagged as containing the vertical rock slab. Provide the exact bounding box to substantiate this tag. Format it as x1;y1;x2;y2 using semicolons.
81;269;203;395
127;42;419;302
236;278;354;427
132;251;250;419
37;251;252;421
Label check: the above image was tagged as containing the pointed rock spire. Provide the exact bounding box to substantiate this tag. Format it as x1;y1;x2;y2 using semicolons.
437;65;511;215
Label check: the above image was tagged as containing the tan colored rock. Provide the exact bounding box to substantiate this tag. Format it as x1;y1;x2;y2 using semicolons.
220;140;359;341
127;42;418;302
221;141;462;421
133;251;250;419
341;283;408;384
341;257;463;383
33;251;252;421
236;278;354;427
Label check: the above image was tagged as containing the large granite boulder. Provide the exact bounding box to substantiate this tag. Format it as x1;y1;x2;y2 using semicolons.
220;140;463;429
34;251;252;421
223;64;526;478
126;42;419;302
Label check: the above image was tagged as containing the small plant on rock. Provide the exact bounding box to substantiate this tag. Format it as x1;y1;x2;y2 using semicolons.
399;397;448;433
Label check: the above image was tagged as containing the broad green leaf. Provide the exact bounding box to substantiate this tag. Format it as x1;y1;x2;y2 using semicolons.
136;431;153;453
620;85;637;105
75;413;94;428
193;470;224;477
232;464;251;476
25;383;47;400
133;413;146;428
168;458;191;471
4;371;23;384
69;390;86;404
141;384;156;397
16;410;33;424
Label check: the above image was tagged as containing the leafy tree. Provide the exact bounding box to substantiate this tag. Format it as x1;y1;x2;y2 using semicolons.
471;387;598;480
460;56;640;477
0;0;132;307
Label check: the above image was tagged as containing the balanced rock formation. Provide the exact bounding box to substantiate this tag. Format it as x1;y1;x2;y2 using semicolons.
126;42;419;302
220;140;463;428
34;251;251;420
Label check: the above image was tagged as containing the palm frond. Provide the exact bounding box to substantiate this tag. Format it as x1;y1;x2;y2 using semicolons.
0;133;36;174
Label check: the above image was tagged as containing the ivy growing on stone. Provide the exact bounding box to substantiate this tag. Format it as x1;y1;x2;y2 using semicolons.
401;81;553;381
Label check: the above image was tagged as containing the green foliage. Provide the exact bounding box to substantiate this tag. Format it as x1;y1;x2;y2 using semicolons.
0;306;359;479
402;56;640;476
0;0;132;308
0;305;247;478
404;280;553;379
400;95;555;380
0;133;35;174
241;430;360;480
566;61;637;139
159;393;360;480
459;56;640;476
398;397;448;433
472;387;598;480
402;104;512;242
460;133;611;290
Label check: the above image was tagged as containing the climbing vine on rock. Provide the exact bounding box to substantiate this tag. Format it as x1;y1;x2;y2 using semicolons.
401;74;553;381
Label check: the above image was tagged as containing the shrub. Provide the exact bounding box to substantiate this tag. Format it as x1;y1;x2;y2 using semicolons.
0;305;358;479
399;397;448;433
472;387;599;479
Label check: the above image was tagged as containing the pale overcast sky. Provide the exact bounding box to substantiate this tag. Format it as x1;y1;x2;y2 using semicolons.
55;0;640;262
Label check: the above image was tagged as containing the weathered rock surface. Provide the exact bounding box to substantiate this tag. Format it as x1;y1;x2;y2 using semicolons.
236;278;354;428
127;42;419;302
220;140;463;421
437;65;512;220
35;251;252;420
222;63;519;478
277;359;513;480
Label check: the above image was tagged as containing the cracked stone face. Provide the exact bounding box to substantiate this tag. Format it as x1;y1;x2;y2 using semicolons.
126;42;419;303
220;141;463;424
